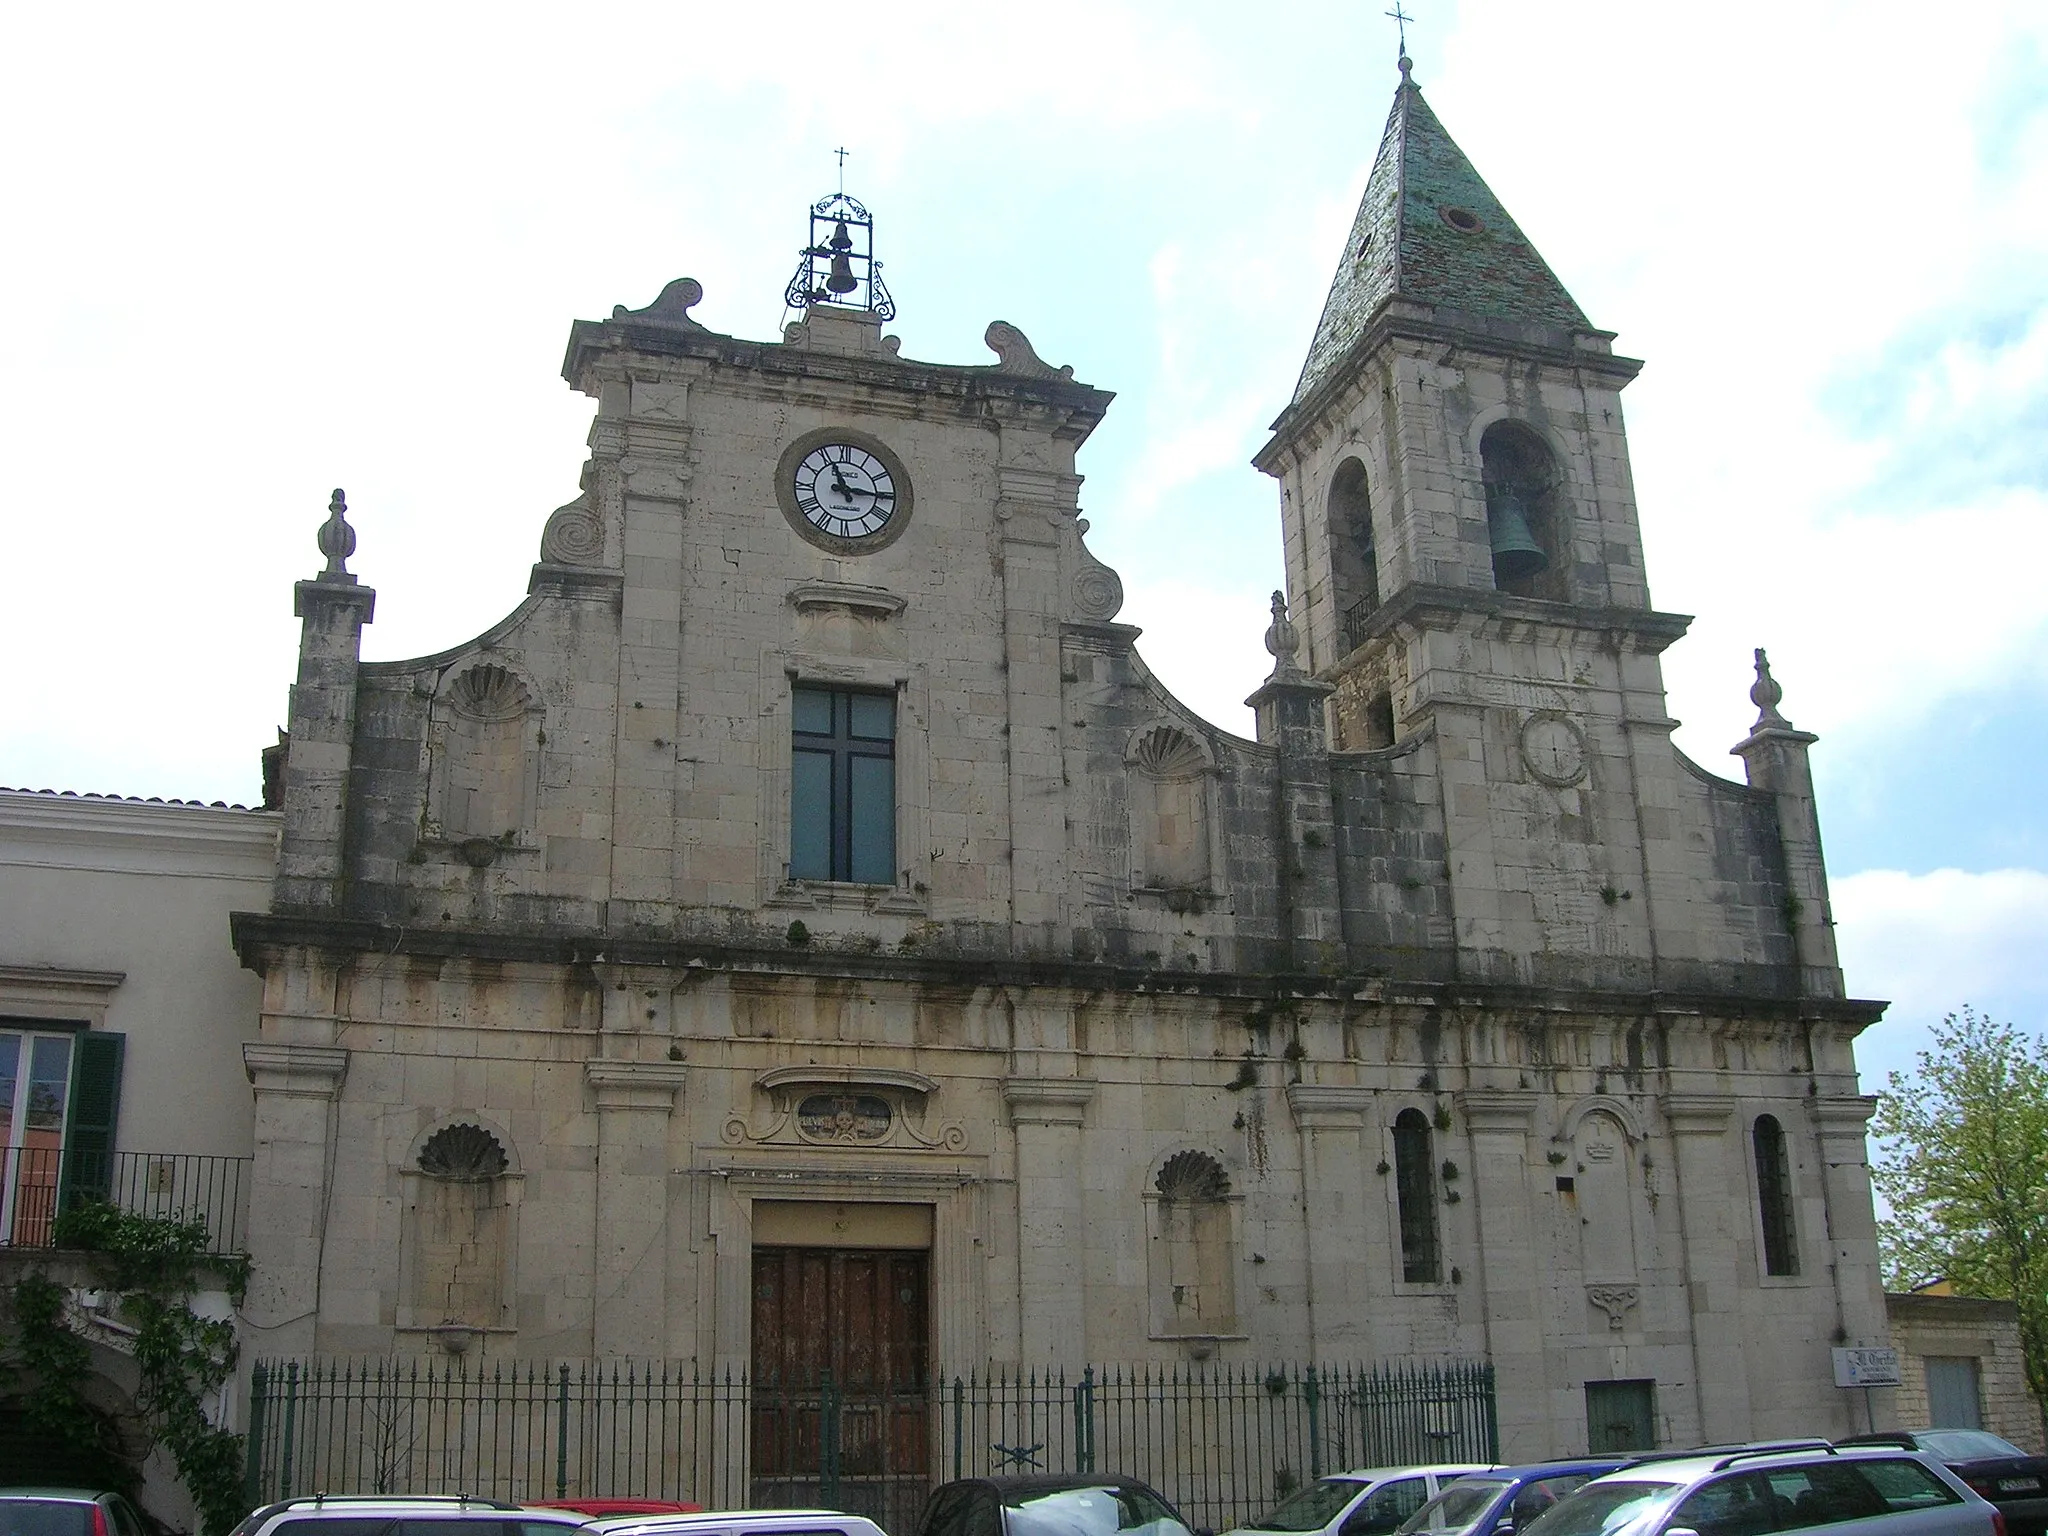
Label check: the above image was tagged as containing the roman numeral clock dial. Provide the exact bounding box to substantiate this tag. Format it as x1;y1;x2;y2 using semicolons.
777;431;914;553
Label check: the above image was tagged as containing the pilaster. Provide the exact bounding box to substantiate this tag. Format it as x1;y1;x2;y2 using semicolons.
1662;1094;1751;1443
585;1059;689;1357
1733;650;1842;997
1456;1088;1542;1448
276;492;375;911
1246;594;1341;966
1002;1077;1095;1365
240;1042;349;1358
1286;1084;1372;1357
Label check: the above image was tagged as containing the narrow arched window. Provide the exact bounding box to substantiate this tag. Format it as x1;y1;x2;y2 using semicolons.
1393;1109;1441;1283
1754;1114;1798;1276
1328;457;1380;649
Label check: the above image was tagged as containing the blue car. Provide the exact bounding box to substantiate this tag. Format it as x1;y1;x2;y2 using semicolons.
1394;1461;1637;1536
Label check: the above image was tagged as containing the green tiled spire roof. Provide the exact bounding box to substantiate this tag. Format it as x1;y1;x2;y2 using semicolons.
1294;61;1592;404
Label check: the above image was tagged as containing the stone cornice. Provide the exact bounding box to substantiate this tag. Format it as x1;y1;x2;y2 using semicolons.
562;317;1114;443
228;912;1887;1028
1363;584;1693;656
1286;1084;1373;1129
1257;304;1641;472
242;1042;348;1097
585;1059;689;1112
1001;1078;1096;1127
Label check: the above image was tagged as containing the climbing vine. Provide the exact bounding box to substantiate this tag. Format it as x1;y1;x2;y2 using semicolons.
4;1203;252;1536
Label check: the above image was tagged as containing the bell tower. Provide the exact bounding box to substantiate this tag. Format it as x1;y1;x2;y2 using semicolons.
1254;54;1662;752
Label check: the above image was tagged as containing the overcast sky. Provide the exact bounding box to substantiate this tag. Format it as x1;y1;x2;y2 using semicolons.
3;0;2042;1088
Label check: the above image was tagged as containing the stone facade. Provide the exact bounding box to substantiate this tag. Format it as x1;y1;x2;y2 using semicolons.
232;69;1891;1464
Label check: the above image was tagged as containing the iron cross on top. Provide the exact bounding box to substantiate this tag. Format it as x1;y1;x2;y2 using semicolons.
1385;2;1413;55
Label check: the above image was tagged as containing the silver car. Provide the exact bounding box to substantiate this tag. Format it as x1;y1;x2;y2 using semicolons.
1517;1447;2000;1536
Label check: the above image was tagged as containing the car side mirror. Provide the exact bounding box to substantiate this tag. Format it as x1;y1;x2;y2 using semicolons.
1495;1521;1513;1536
1663;1527;1701;1536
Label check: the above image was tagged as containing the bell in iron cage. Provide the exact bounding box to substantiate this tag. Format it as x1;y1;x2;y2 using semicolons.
1487;487;1548;582
824;219;858;296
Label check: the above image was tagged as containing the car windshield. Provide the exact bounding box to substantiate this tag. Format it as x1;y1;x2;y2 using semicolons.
1914;1431;2029;1461
1397;1481;1509;1536
1517;1483;1673;1536
0;1502;97;1536
1245;1481;1368;1532
1005;1486;1193;1536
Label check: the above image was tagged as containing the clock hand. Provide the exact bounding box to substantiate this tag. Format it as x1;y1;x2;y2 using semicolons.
829;466;858;502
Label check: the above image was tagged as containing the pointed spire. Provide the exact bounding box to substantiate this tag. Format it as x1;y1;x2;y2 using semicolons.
1293;64;1593;404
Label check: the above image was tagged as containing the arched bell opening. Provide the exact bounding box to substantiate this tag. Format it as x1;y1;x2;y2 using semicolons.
1479;422;1567;601
1327;456;1380;651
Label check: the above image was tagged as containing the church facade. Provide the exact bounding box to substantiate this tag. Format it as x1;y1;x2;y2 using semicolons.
233;62;1889;1491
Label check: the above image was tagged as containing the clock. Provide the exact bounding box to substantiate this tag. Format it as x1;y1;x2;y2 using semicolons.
775;428;914;553
1519;711;1588;787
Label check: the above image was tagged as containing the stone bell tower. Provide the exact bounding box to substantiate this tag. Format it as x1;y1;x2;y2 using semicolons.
1254;54;1832;997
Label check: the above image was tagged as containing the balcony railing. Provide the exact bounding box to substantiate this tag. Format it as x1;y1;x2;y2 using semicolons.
0;1143;252;1257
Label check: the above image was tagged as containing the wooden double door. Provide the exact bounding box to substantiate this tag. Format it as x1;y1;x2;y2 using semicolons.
752;1246;931;1531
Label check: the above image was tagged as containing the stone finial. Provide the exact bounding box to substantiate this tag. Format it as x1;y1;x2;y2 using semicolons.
316;488;356;579
1749;646;1791;730
1263;590;1303;679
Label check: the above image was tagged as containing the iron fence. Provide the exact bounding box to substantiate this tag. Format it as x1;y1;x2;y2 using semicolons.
246;1357;1496;1533
0;1145;251;1256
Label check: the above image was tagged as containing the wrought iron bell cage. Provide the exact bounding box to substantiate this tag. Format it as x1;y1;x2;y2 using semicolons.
784;192;896;320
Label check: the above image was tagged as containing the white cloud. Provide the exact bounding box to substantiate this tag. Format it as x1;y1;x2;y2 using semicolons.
1833;867;2048;1087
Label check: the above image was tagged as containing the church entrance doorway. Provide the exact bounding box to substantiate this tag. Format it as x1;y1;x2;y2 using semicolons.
751;1203;932;1532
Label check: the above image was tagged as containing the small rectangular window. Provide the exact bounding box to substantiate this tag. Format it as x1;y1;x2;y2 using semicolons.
790;685;897;885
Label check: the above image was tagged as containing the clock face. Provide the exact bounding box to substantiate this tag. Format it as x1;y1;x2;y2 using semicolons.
792;443;897;541
1520;712;1588;787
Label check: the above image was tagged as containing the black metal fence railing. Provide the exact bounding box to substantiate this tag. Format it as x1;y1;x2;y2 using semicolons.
0;1144;251;1256
246;1357;1497;1534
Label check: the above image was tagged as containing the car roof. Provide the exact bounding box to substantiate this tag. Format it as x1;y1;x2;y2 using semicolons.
585;1515;879;1532
1469;1460;1633;1481
0;1493;119;1502
1332;1466;1500;1482
1590;1446;1940;1483
959;1477;1171;1498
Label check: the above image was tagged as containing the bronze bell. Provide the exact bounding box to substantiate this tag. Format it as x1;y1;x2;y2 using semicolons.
824;219;859;295
1488;489;1548;582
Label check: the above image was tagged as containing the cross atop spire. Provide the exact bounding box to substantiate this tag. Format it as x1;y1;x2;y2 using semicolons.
1385;3;1412;64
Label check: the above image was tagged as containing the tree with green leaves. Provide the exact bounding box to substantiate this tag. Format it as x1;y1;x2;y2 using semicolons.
1871;1008;2048;1442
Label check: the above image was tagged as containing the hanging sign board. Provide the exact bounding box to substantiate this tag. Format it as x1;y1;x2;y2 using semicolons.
1833;1346;1902;1387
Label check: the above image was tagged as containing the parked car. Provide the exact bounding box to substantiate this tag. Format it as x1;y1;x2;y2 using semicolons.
1223;1465;1499;1536
915;1475;1197;1536
1839;1433;2048;1536
582;1514;886;1536
1515;1445;1999;1536
528;1515;704;1531
1395;1462;1636;1536
226;1495;600;1536
1;1489;152;1536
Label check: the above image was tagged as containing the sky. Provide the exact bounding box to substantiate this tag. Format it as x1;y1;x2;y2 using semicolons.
2;0;2043;1093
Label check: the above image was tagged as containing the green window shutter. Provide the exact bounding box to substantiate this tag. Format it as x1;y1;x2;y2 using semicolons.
60;1031;125;1208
